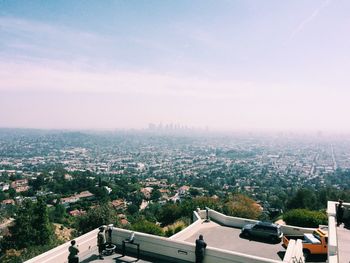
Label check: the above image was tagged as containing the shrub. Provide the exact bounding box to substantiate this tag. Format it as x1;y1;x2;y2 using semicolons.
223;194;262;219
165;228;174;237
283;209;327;228
174;225;183;233
163;220;187;237
131;220;163;236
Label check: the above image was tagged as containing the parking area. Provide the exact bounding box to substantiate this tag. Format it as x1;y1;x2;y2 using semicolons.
180;221;285;261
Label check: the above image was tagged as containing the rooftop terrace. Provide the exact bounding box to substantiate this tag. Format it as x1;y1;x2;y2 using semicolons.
25;201;350;263
177;220;283;261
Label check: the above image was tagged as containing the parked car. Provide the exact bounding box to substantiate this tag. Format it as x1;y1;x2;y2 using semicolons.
241;221;283;242
283;228;328;259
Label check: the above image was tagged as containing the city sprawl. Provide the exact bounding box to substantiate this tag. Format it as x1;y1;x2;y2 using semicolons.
1;129;350;211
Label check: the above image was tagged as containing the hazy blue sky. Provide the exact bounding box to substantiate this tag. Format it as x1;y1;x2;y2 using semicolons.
1;0;349;132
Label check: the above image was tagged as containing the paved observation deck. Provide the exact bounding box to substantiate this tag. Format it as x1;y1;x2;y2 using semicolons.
70;219;286;263
27;206;350;263
174;220;284;261
336;222;350;263
327;201;350;263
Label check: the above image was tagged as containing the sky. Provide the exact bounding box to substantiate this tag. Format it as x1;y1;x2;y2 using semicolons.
0;0;350;132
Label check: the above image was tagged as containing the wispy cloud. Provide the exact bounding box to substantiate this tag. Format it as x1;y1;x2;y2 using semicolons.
0;16;106;42
288;0;332;41
0;58;255;100
0;16;193;70
0;16;112;62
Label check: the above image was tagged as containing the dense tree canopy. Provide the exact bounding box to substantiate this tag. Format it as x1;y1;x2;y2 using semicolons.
4;198;55;250
76;204;117;234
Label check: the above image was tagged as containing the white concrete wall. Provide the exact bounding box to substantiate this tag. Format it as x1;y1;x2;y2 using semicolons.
193;210;202;221
208;209;258;228
282;239;296;262
328;202;338;256
326;200;350;263
197;208;207;219
282;239;305;263
207;209;315;235
25;229;98;263
327;201;341;263
25;226;282;263
112;228;282;263
279;225;314;236
169;211;203;240
328;214;338;263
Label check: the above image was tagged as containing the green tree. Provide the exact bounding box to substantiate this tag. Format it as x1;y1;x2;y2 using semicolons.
49;203;67;224
189;188;200;197
286;188;319;210
32;198;55;245
7;188;16;199
150;189;161;201
0;191;7;202
142;202;161;222
91;187;110;203
127;204;139;215
158;203;182;226
4;198;55;250
76;204;117;233
179;196;221;219
29;175;45;192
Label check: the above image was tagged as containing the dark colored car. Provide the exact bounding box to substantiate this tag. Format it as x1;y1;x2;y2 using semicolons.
241;221;283;242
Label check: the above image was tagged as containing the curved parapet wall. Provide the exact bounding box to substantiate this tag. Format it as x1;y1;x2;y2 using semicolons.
168;210;203;240
207;208;314;235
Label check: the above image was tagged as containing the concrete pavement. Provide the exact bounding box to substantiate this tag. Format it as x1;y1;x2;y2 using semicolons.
337;225;350;263
181;220;285;261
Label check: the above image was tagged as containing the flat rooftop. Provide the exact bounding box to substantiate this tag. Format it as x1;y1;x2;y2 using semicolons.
79;220;332;263
173;220;284;261
77;220;286;263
